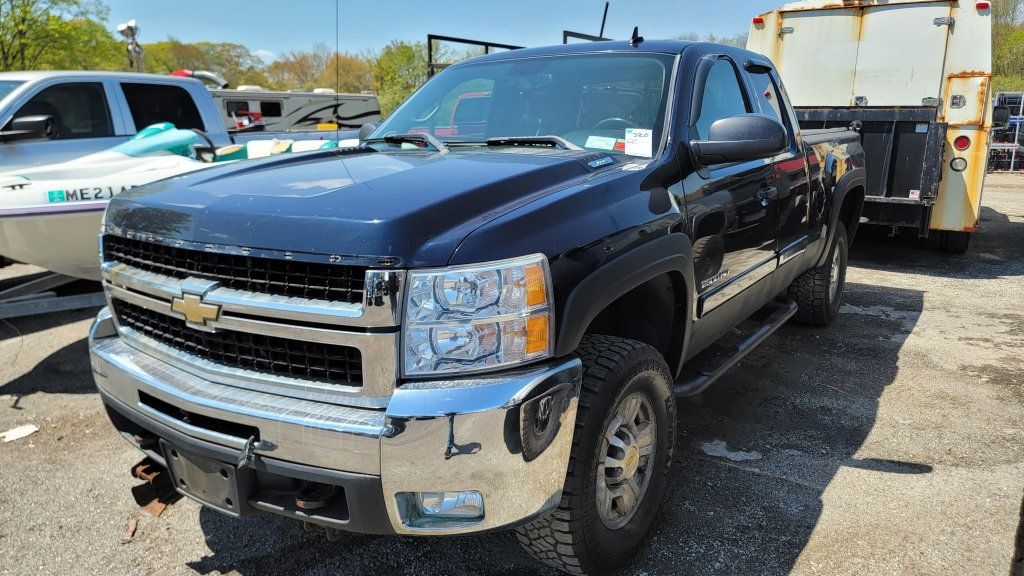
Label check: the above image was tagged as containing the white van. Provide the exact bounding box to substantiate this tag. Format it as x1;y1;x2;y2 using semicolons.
748;0;1000;252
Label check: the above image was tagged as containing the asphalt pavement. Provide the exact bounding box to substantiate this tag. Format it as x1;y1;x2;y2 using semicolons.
1;177;1022;576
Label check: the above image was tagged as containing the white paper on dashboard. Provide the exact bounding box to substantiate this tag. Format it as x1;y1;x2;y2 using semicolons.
584;135;618;150
624;128;653;158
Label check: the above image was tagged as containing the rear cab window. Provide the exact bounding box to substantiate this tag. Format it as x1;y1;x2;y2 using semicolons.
5;82;113;139
120;83;204;132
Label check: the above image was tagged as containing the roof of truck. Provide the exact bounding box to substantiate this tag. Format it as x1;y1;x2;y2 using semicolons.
457;39;697;66
0;70;199;83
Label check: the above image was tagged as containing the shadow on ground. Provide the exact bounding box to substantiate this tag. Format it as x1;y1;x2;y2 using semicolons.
849;206;1024;280
183;281;925;576
1;338;96;408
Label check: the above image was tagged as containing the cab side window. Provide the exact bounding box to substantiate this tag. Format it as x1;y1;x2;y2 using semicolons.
694;59;750;139
6;82;113;140
120;83;204;131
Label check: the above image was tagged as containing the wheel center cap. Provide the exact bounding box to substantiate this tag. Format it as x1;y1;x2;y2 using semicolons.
623;445;640;477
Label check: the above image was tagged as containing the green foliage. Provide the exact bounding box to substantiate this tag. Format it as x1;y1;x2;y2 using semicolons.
144;39;270;88
264;43;374;93
372;40;427;117
0;0;117;71
994;0;1024;90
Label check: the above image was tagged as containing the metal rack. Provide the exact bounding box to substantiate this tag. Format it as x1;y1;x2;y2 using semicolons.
989;92;1024;172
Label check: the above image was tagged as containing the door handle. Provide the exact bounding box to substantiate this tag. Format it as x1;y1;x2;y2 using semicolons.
754;187;777;206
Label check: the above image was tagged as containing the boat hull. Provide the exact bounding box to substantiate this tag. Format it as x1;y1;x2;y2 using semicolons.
0;203;106;280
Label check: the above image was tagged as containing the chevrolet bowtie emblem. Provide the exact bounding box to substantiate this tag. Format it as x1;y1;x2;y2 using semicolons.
171;293;221;326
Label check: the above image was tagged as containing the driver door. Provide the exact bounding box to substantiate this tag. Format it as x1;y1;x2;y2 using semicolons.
0;81;127;171
679;55;780;318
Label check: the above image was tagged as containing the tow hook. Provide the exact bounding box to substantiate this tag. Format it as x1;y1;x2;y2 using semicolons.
130;457;180;517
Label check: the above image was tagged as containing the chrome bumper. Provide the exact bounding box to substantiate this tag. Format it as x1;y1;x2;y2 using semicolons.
90;308;582;535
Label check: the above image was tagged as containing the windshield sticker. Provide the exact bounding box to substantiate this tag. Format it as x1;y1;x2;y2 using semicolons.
625;128;653;158
584;135;617;150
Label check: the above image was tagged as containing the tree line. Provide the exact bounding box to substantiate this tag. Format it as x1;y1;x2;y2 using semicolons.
5;0;1019;117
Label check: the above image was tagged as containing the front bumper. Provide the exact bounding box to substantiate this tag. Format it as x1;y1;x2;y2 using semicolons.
89;308;582;535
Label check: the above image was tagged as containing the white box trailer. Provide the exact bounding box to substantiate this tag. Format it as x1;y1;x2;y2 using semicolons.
748;0;997;252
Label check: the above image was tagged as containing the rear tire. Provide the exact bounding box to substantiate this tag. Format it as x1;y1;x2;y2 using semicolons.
787;223;848;326
516;335;676;575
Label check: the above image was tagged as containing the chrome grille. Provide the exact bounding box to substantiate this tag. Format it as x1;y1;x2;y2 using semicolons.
102;235;367;304
112;300;363;386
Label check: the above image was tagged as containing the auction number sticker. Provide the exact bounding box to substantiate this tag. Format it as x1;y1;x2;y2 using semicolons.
625;128;653;158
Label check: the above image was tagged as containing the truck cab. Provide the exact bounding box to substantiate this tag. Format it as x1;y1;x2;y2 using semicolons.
0;71;358;173
89;39;864;575
0;72;233;171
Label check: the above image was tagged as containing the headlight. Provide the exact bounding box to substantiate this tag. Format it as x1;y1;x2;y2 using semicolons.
403;254;553;376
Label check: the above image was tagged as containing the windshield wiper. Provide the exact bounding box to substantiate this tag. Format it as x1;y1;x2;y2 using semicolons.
484;135;583;151
364;132;448;153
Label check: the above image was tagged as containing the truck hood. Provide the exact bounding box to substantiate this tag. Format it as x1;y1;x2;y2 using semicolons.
104;148;606;267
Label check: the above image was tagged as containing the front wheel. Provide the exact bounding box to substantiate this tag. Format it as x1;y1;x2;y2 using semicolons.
787;223;848;326
516;335;676;575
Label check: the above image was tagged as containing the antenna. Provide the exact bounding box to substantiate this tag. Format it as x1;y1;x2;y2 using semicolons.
599;2;609;38
629;26;644;47
335;0;340;129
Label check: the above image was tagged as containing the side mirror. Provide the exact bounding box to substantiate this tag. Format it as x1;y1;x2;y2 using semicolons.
358;122;378;143
992;106;1012;131
690;114;788;166
0;115;57;142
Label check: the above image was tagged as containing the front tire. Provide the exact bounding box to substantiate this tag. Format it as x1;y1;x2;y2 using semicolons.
516;335;676;575
787;222;848;326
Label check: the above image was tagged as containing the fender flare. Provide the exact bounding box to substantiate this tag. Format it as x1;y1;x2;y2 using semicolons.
815;167;866;266
555;233;694;358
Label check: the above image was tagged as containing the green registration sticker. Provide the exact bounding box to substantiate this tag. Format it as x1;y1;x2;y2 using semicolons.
47;190;66;203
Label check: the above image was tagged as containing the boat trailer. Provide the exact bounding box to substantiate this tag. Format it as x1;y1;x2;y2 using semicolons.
0;270;106;319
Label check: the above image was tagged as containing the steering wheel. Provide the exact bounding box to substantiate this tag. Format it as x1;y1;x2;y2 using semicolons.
190;128;216;149
592;117;633;130
190;128;218;161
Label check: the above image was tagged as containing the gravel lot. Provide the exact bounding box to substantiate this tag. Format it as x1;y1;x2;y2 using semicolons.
1;177;1022;576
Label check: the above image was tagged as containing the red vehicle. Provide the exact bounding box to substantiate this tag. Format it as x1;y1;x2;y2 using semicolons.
431;91;490;137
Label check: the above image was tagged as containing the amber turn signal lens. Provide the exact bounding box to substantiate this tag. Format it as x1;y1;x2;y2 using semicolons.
526;314;550;356
524;263;548;308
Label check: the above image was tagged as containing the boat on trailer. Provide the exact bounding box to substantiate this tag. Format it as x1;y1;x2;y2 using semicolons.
0;123;350;280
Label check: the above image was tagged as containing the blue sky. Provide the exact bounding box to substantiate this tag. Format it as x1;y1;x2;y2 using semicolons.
103;0;781;62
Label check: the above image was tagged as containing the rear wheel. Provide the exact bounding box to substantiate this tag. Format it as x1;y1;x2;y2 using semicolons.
787;223;848;326
516;335;676;575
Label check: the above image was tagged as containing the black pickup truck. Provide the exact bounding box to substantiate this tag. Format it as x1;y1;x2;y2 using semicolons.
90;39;865;575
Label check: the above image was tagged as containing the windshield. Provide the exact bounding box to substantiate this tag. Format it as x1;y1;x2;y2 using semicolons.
374;53;676;158
0;80;23;103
